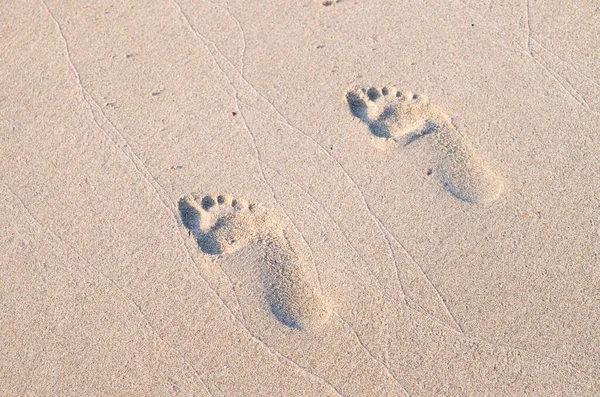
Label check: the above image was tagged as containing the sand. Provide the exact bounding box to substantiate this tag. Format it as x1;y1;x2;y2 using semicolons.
1;0;599;395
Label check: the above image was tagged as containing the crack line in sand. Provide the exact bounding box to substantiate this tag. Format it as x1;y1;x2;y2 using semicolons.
227;4;247;77
172;0;324;295
171;5;349;393
1;180;216;397
38;2;220;395
197;0;247;76
264;162;475;339
87;91;252;321
265;161;464;332
216;0;248;77
172;0;461;332
40;0;182;239
455;0;598;116
212;254;248;323
237;102;325;293
529;45;590;110
531;37;600;89
44;0;342;391
384;228;465;333
263;162;409;303
335;313;412;396
525;0;532;56
40;1;343;394
39;0;600;385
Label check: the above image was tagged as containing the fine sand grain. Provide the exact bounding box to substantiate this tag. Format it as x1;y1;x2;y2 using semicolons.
1;0;599;395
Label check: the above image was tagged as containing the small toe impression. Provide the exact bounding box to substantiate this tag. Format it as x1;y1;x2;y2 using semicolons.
382;86;399;98
233;199;250;211
201;195;216;211
411;93;428;103
219;194;234;206
366;87;381;101
399;90;413;101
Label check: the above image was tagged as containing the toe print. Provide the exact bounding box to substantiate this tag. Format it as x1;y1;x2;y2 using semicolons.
179;194;331;329
346;86;444;140
346;86;503;204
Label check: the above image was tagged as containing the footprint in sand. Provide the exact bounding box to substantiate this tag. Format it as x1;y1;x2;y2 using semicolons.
346;86;504;204
178;194;331;330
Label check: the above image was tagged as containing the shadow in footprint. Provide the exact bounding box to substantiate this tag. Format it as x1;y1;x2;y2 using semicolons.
346;86;503;204
179;194;331;329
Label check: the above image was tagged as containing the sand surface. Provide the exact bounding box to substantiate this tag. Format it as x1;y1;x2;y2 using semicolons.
1;0;599;395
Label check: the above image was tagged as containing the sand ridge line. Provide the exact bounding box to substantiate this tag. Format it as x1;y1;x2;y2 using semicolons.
170;0;462;335
37;2;339;391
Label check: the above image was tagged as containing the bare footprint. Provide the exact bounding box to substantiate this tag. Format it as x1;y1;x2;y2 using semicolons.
346;86;504;204
178;194;331;329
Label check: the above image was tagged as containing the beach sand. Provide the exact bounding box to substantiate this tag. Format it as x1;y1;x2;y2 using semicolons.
1;0;599;395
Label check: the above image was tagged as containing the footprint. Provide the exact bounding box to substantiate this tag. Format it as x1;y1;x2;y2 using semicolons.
178;194;331;329
346;86;503;204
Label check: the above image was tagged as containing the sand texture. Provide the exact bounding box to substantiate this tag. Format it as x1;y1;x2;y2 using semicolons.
1;0;599;396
